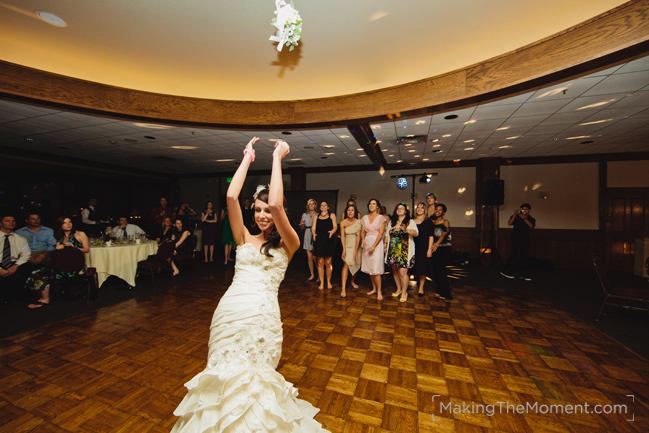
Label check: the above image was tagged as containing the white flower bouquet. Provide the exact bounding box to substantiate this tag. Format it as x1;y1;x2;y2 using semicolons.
269;0;302;52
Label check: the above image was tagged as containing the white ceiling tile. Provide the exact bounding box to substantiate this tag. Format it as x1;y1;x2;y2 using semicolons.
512;99;571;117
582;71;649;97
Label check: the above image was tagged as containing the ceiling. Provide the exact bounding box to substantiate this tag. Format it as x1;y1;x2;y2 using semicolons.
1;53;648;173
0;0;626;101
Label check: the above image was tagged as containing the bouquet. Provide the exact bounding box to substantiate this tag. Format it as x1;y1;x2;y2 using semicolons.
269;0;302;52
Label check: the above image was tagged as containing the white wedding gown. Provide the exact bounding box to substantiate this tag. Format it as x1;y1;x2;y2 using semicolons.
172;243;329;433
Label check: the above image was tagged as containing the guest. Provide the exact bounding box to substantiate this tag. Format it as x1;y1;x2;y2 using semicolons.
175;202;197;233
81;198;107;236
112;217;146;239
155;217;174;245
0;214;31;303
361;199;385;300
340;204;361;298
430;204;453;300
149;197;173;226
312;201;337;290
241;198;257;234
412;203;434;297
386;203;418;303
26;217;90;309
425;192;439;218
15;212;56;269
220;206;236;265
299;199;317;282
171;218;192;276
201;201;218;263
340;198;361;222
501;203;536;281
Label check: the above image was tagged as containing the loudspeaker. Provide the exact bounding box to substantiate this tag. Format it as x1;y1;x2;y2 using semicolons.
484;179;504;206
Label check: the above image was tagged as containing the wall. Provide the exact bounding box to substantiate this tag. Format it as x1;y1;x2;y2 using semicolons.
608;160;649;187
307;167;477;227
500;163;599;230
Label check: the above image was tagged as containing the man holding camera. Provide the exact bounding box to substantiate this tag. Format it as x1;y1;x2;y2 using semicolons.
501;203;535;281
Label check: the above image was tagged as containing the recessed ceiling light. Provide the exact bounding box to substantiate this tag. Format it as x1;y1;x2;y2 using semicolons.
496;127;510;131
359;155;366;157
324;145;335;148
388;155;394;157
431;139;439;143
414;155;420;157
356;148;363;151
506;136;521;140
281;132;292;135
408;150;415;152
499;145;511;149
433;144;441;148
371;125;382;130
464;120;476;125
463;140;474;143
453;159;461;162
290;158;302;161
172;146;199;149
325;152;335;155
442;134;451;138
37;11;67;27
576;99;616;111
215;159;235;162
444;115;459;120
415;120;426;125
269;139;280;142
566;135;589;140
338;135;349;139
464;148;473;151
397;160;403;163
422;158;429;161
134;123;172;129
580;119;613;126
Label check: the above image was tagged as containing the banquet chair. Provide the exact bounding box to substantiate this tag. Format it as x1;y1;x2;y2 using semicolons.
175;234;198;270
593;254;649;320
50;247;98;304
136;240;175;289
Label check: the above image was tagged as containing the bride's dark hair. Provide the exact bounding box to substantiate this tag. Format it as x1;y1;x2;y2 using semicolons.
255;189;288;257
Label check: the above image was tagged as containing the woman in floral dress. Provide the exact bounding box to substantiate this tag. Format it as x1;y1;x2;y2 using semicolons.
385;203;418;303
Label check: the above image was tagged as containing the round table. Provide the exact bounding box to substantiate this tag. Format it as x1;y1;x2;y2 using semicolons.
85;241;158;287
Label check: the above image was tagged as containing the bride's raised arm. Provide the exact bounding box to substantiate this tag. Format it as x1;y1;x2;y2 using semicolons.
269;141;300;255
227;137;259;246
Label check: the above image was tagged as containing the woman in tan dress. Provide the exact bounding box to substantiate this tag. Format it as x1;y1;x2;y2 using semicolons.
340;204;361;298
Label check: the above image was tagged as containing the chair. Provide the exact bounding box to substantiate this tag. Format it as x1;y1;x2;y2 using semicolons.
175;234;198;270
136;241;175;289
593;254;649;320
50;248;98;304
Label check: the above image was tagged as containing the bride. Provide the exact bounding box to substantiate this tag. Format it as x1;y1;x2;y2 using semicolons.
171;138;329;433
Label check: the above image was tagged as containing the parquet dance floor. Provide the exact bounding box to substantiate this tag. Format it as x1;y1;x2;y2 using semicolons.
1;266;648;432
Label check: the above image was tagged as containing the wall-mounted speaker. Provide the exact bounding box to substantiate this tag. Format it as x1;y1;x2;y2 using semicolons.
484;179;504;206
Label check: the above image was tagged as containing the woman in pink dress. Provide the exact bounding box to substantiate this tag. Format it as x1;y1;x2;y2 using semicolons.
361;199;386;301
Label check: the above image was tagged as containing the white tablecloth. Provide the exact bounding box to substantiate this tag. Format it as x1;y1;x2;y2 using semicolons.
85;241;158;287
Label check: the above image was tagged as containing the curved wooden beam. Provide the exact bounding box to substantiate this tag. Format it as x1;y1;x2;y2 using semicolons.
1;0;649;128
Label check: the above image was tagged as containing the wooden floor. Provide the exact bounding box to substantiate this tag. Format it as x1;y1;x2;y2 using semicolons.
1;266;648;433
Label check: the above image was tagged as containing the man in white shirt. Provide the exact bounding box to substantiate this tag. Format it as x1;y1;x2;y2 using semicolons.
113;217;146;239
0;214;31;303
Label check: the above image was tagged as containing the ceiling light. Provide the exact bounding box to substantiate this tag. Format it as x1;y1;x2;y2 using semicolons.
453;159;461;162
325;152;335;155
566;135;590;140
216;159;235;162
464;148;473;151
397;160;402;163
442;134;451;138
323;145;335;148
388;155;394;157
458;188;466;194
431;139;439;143
290;158;302;161
37;11;66;27
134;123;172;129
172;146;199;149
268;139;280;142
415;120;426;125
433;144;441;148
414;155;420;157
359;155;366;157
464;120;476;124
506;136;521;140
499;145;511;149
356;148;363;151
371;125;382;130
535;86;570;99
338;135;349;139
576;99;616;111
580;119;613;126
422;158;429;161
463;140;474;143
496;127;510;131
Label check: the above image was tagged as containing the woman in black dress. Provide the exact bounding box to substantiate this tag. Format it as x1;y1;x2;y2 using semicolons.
155;217;174;245
311;201;337;290
431;204;453;300
412;202;434;297
171;218;192;276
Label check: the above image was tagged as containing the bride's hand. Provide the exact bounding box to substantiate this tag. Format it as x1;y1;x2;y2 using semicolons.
273;140;290;160
245;137;259;160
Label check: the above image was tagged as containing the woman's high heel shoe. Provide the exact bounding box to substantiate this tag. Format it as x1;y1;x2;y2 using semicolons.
391;291;401;298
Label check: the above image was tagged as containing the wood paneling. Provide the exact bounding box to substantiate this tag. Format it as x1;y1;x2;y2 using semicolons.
1;1;649;127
